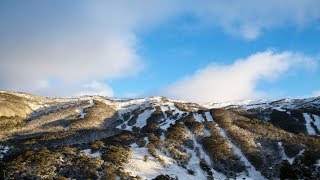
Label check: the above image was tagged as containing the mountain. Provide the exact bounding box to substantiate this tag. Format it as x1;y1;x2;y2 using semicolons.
0;90;320;179
204;97;320;136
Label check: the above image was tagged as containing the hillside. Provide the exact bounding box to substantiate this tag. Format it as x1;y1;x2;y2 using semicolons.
0;91;320;179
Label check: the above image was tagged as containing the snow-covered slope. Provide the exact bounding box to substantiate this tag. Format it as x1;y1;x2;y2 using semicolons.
204;97;320;111
204;97;320;136
1;91;320;179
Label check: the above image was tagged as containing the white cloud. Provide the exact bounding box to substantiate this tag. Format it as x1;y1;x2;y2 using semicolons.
77;81;114;97
191;0;320;40
166;50;316;103
0;1;182;96
1;1;320;96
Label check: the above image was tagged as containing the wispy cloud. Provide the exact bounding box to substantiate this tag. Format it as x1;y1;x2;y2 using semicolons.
191;0;320;40
165;50;317;103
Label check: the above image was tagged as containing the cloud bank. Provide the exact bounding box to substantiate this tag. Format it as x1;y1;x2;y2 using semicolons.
166;50;316;103
0;0;181;96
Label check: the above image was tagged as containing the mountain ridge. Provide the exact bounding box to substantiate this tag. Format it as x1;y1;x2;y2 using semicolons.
0;90;320;179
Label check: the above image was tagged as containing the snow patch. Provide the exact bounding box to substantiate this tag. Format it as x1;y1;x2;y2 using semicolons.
134;109;156;128
159;103;188;129
203;97;320;113
0;145;10;159
205;112;213;122
214;122;264;179
312;115;320;134
124;108;155;131
125;144;196;179
277;142;295;164
64;126;70;131
203;100;270;109
273;106;286;112
186;128;227;179
77;98;95;119
167;102;184;118
160;118;177;129
303;113;317;135
111;97;152;113
185;147;210;179
193;113;204;122
81;149;101;158
160;105;169;119
231;141;264;179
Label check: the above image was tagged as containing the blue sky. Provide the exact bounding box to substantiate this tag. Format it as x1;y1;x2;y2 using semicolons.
1;0;320;102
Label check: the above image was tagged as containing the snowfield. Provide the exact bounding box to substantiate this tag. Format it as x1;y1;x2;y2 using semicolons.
303;113;317;135
206;113;264;180
125;144;198;180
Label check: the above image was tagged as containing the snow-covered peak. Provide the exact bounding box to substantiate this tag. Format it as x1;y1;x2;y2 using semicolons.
202;99;270;109
203;96;320;111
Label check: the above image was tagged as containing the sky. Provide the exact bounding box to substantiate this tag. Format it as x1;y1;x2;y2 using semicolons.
1;0;320;103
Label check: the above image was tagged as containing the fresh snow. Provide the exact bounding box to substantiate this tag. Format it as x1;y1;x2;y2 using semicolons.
160;117;178;129
303;113;317;135
78;109;85;119
77;98;95;119
186;127;227;179
124;108;155;131
193;113;204;122
110;97;153;113
277;142;305;165
125;144;197;180
312;115;320;134
167;102;184;118
203;128;212;137
115;97;189;131
125;124;226;180
316;159;320;167
0;145;10;159
81;149;101;158
160;102;189;129
134;108;155;128
185;147;211;179
104;96;193;131
205;113;264;179
227;135;264;179
64;126;70;131
205;112;213;121
273;106;286;112
160;105;169;119
203;100;270;109
277;142;294;164
203;97;320;113
116;114;134;129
